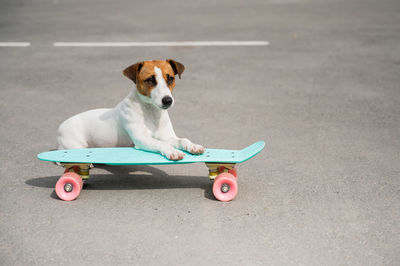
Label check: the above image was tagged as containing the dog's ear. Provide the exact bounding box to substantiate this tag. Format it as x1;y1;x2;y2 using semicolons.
167;59;185;79
123;62;144;84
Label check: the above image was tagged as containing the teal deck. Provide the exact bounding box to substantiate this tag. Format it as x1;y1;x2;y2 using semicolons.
37;141;265;165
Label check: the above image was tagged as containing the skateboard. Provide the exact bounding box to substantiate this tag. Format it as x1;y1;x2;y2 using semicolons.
37;141;265;201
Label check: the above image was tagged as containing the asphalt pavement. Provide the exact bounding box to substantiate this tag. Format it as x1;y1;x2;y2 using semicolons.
0;0;399;265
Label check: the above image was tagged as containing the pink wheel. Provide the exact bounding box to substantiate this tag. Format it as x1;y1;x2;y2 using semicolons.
212;173;238;202
55;172;83;201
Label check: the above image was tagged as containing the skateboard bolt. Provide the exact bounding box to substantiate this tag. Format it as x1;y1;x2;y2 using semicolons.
64;183;73;193
221;183;230;193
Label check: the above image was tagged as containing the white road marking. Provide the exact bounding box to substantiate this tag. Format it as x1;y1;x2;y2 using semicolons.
0;42;31;47
53;41;269;47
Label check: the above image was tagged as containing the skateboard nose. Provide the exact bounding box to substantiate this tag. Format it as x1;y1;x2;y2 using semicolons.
161;96;173;109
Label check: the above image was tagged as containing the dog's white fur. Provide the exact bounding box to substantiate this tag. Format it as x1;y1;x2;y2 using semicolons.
57;64;204;160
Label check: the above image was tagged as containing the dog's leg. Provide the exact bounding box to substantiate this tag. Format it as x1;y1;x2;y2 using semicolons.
57;136;88;150
167;137;205;155
139;137;186;161
155;113;205;155
124;124;185;160
155;126;205;155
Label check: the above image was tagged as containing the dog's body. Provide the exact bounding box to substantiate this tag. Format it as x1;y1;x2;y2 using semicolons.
57;60;204;160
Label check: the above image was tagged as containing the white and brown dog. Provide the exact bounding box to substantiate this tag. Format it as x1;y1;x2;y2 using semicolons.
57;59;205;160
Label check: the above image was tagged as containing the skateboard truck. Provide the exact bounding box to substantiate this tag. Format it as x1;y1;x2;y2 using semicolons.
63;163;91;180
205;163;236;180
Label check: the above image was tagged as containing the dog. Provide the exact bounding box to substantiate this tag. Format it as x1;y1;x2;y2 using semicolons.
56;59;205;161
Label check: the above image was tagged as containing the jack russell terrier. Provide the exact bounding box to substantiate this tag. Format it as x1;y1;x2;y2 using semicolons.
57;59;205;161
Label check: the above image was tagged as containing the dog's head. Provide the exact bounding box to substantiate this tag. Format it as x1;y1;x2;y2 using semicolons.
123;59;185;110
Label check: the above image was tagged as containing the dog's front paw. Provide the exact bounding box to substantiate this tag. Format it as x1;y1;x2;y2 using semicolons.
166;149;185;161
188;144;205;155
179;138;205;155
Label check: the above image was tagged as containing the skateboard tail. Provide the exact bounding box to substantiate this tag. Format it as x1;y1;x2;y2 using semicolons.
237;141;265;162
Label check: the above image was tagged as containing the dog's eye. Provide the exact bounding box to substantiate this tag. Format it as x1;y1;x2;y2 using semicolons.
145;76;157;86
167;74;175;85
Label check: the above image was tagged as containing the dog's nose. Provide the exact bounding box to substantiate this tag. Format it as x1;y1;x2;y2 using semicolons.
162;96;173;108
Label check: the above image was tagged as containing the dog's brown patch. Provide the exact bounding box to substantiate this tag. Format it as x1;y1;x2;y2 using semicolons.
123;60;185;97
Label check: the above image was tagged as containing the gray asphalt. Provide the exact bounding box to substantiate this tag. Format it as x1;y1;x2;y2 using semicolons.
1;0;399;265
